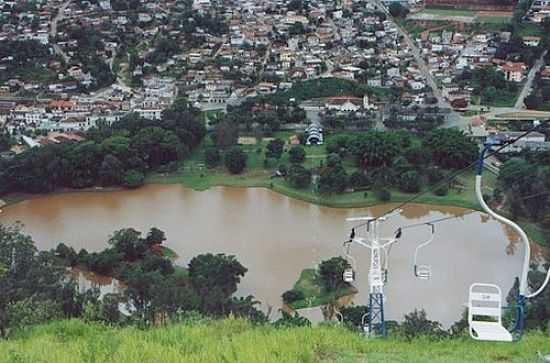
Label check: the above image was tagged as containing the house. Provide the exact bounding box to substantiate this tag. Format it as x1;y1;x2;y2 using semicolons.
523;36;541;47
500;62;526;82
487;131;546;153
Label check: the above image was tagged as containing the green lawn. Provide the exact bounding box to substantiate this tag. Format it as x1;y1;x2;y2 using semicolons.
145;133;548;247
287;269;356;310
421;8;477;17
1;319;548;363
518;23;544;37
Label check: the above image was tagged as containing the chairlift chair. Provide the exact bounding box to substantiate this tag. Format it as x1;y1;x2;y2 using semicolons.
342;239;357;283
413;224;435;280
467;141;550;342
343;268;355;283
468;283;513;342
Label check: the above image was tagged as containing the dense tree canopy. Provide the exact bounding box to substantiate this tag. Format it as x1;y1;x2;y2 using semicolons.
224;147;247;174
423;129;478;169
0;102;205;195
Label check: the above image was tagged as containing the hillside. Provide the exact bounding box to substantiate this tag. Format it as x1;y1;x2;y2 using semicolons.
1;319;548;363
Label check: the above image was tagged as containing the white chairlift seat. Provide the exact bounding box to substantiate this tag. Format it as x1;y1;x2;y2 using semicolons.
343;268;354;283
468;283;513;342
415;265;432;280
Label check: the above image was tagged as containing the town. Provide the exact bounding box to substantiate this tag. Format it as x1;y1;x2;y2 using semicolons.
0;0;549;155
0;1;550;361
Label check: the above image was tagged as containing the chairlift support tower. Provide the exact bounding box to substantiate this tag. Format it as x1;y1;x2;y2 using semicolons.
346;214;400;337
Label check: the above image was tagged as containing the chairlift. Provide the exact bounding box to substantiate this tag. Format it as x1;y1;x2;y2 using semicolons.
468;283;512;342
413;224;435;280
468;142;550;342
342;239;357;283
343;268;355;283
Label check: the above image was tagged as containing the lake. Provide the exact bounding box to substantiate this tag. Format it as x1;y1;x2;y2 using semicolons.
0;184;529;326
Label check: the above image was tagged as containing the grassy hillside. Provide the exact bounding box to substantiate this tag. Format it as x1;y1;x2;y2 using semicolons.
1;319;549;363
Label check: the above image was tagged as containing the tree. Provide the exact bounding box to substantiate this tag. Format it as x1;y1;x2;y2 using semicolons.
0;224;66;337
99;154;125;186
0;128;12;152
319;165;348;194
423;129;478;169
398;170;421;193
282;289;305;304
524;94;543;110
188;253;247;315
351;132;401;169
123;170;144;188
287;165;311;189
145;227;166;247
108;228;146;262
204;148;221;168
389;3;409;18
131;127;183;169
288;145;306;164
224;147;247;174
266;139;285;160
214;120;239;148
318;257;351;292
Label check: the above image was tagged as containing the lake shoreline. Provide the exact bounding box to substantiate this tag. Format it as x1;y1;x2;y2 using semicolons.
1;179;547;249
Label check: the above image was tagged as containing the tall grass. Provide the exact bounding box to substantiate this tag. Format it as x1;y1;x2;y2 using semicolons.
0;319;548;363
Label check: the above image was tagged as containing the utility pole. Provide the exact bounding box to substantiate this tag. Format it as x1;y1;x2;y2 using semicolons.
346;213;400;337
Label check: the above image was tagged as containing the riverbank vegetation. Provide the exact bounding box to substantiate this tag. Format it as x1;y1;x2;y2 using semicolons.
0;99;206;195
495;151;550;246
148;128;482;210
0;223;267;338
0;222;549;360
283;261;356;310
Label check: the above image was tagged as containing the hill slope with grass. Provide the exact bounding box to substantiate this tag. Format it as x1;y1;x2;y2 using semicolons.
1;319;549;363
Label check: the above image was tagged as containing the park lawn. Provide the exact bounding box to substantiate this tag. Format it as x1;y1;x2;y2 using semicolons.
145;134;546;247
478;16;511;24
421;8;477;17
518;23;543;37
287;268;357;310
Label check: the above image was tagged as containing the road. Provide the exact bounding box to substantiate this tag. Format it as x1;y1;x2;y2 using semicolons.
514;50;548;109
50;0;72;63
369;0;467;130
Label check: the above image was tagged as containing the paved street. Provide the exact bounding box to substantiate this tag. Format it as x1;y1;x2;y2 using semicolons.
515;50;548;109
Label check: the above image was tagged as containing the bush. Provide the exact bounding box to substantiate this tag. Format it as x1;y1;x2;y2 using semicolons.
224;147;247;174
398;170;421;193
204;148;221;168
123;170;145;188
375;188;391;202
427;168;444;185
282;289;305;304
287;165;312;189
433;184;449;196
289;145;306;164
399;309;448;341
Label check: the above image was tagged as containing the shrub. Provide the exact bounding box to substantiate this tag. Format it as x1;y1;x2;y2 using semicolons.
123;170;145;188
224;147;247;174
282;289;305;304
398;170;421;193
433;184;449;196
204;148;221;168
289;145;306;164
288;165;312;189
375;188;391;202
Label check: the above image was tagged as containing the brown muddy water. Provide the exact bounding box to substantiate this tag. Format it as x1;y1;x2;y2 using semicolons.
0;184;529;326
